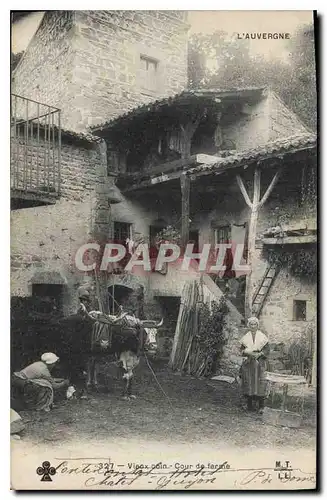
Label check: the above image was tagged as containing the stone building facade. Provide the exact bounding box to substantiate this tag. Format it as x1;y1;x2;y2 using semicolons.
11;133;103;315
12;10;189;132
11;10;190;359
93;87;316;369
11;12;316;373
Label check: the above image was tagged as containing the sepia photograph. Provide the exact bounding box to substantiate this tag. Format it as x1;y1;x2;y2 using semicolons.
10;9;317;490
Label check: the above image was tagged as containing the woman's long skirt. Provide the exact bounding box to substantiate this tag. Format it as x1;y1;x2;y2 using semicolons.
12;373;54;411
240;357;267;397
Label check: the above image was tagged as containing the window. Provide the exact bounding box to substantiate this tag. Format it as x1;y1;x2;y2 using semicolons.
214;225;231;245
114;222;132;243
140;55;158;92
293;300;307;321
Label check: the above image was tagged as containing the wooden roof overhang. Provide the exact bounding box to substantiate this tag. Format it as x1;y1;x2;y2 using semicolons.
91;87;266;140
117;137;317;195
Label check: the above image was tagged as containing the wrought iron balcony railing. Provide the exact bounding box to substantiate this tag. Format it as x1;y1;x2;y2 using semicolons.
11;94;61;202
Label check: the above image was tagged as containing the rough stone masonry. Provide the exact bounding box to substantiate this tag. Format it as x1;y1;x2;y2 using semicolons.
12;10;189;132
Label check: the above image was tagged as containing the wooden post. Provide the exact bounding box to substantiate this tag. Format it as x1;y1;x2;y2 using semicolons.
179;114;202;159
244;167;261;318
236;167;282;319
180;173;190;249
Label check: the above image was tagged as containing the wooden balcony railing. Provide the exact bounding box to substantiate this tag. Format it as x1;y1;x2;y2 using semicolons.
11;94;61;202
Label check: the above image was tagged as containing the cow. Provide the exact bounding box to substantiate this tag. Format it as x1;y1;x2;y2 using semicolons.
41;302;162;399
79;304;162;398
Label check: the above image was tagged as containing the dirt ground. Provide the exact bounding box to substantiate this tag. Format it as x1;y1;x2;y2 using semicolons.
15;357;316;450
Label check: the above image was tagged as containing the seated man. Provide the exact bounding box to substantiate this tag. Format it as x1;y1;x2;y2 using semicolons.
12;352;69;412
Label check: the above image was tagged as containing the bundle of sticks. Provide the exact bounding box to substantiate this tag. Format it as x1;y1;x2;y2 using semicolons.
170;280;210;377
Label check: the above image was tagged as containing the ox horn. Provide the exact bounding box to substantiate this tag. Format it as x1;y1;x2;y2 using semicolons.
156;318;164;327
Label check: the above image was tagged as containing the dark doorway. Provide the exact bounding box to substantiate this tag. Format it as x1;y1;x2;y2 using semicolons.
107;284;133;315
188;230;199;253
156;296;181;337
32;284;64;315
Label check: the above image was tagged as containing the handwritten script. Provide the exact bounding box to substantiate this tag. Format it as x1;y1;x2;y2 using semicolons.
54;459;316;490
236;469;316;488
55;460;231;489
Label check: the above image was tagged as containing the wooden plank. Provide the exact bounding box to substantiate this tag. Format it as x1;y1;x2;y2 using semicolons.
120;156;199;182
262;235;317;245
195;153;221;165
122;170;183;193
169;282;189;368
202;274;243;322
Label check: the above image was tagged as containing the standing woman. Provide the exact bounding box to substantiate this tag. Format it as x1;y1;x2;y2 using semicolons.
240;317;270;413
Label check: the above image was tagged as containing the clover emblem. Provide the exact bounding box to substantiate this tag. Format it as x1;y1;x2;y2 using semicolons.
36;461;56;481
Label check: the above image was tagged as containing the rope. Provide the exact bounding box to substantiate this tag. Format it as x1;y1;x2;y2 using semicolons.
143;350;174;411
107;288;121;312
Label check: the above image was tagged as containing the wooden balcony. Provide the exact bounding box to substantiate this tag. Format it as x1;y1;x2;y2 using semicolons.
11;94;61;208
261;219;317;246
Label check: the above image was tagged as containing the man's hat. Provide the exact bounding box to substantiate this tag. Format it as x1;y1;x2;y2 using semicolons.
78;287;90;300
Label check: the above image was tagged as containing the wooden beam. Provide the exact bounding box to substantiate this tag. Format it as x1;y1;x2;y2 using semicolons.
180;115;202;158
262;235;317;245
259;168;282;207
244;167;261;319
253;167;261;206
180;173;190;248
118;156;199;183
236;175;252;209
195;153;221;165
121;170;183;193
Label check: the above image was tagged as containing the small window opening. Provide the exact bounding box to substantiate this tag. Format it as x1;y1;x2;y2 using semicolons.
140;55;158;92
293;300;307;321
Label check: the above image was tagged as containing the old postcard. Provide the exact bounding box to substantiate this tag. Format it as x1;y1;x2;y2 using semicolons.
10;10;317;491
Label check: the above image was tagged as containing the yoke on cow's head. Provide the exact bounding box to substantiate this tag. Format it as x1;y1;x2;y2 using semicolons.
77;299;163;355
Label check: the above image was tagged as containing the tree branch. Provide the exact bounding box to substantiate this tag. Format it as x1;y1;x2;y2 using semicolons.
236;175;253;209
259;169;282;208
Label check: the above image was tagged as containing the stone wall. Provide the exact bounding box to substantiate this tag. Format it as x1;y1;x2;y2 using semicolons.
11;136;104;312
13;10;189;132
11;131;101;201
11;198;93;314
12;12;76;123
71;10;188;130
222;91;309;152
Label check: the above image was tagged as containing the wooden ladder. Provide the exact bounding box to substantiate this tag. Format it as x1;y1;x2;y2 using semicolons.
252;263;280;317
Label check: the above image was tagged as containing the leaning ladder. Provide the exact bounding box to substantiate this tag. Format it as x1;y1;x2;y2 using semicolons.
252;262;280;317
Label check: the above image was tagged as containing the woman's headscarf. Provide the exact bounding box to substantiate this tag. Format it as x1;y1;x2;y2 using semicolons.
247;316;259;328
